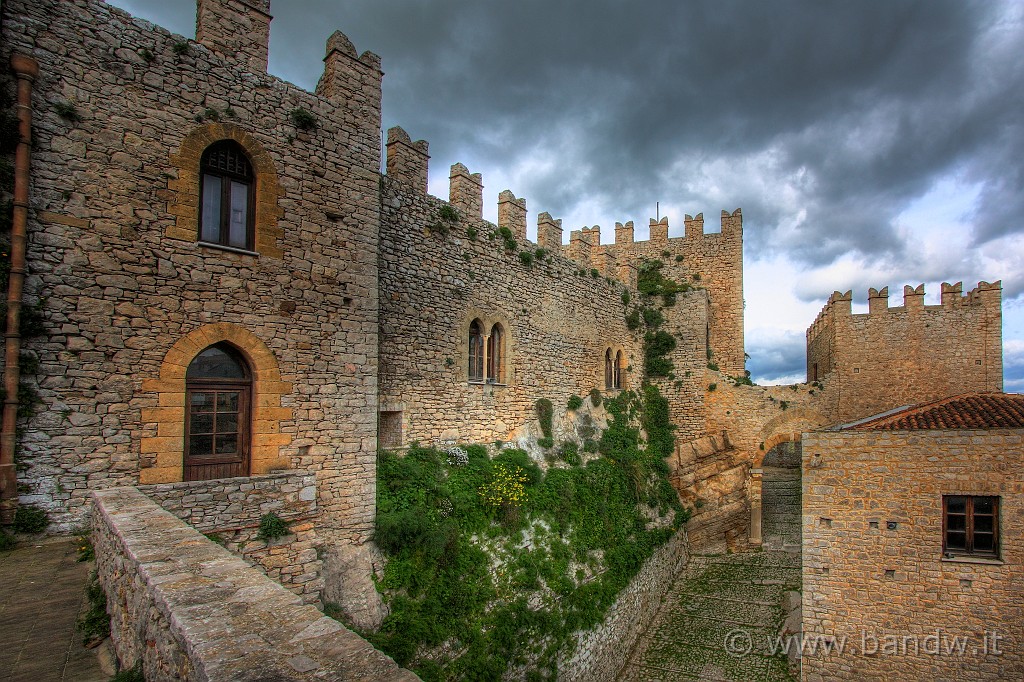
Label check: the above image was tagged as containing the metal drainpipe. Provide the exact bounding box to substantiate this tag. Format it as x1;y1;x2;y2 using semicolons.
0;54;39;526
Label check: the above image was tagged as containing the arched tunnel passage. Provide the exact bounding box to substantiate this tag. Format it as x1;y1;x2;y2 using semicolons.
760;440;802;550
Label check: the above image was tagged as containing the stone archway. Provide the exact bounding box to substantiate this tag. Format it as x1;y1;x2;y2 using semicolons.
749;408;829;545
139;323;292;484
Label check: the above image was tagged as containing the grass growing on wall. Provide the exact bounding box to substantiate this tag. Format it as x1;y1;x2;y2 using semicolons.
368;387;688;681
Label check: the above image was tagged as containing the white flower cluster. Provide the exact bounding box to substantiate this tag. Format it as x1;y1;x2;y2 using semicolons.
438;498;454;518
445;446;469;467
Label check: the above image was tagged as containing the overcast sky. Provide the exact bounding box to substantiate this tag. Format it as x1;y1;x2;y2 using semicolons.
108;0;1024;387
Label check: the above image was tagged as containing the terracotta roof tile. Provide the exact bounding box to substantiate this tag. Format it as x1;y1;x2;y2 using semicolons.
846;393;1024;431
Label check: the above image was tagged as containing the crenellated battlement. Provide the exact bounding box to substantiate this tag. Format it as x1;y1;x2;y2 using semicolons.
497;190;527;241
386;126;430;192
381;125;746;375
451;163;484;219
805;281;1003;404
809;281;1003;333
196;0;272;73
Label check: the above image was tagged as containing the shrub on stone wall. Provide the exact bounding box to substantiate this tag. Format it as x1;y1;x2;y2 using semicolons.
535;398;554;440
367;387;685;679
644;330;677;377
256;512;290;542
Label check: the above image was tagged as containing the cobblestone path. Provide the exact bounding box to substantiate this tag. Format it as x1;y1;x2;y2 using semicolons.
619;466;802;681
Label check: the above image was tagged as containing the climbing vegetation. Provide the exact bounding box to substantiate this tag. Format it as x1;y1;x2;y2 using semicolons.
366;387;688;680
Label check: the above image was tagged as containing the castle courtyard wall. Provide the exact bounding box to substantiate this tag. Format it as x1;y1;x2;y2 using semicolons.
91;487;418;681
801;428;1024;681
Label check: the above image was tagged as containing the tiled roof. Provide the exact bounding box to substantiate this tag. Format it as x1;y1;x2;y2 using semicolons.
845;393;1024;431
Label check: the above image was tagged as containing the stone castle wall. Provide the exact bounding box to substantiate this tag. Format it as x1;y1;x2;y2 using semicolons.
3;0;381;545
650;291;712;443
566;211;745;376
806;282;1003;423
378;129;723;447
801;428;1024;681
380;139;639;445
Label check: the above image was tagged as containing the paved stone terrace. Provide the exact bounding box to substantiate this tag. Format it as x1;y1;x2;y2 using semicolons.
0;538;106;681
619;550;801;681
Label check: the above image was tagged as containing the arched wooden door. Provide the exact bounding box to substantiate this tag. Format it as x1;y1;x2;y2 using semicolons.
184;343;252;481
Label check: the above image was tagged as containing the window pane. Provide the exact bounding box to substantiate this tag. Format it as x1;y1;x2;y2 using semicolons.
216;392;239;411
946;514;966;531
190;414;214;435
974;516;993;533
946;497;967;514
469;323;483;381
215;433;238;455
201;174;222;242
218;413;238;433
974;497;994;514
228;180;249;248
945;530;967;550
190;392;213;410
973;533;994;552
187;346;247;379
190;435;213;457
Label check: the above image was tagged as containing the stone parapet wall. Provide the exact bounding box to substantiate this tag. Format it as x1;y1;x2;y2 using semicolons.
92;487;419;682
140;471;323;603
558;526;689;681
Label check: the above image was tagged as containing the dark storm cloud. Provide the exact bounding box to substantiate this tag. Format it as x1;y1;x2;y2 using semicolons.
112;1;1021;262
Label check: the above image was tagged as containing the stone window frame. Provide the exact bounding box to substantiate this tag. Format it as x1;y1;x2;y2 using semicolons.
139;323;293;484
166;123;284;258
486;322;506;384
460;311;513;387
942;494;1000;559
198;139;256;250
602;344;628;392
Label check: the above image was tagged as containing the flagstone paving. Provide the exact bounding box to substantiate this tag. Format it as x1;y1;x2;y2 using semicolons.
0;537;107;682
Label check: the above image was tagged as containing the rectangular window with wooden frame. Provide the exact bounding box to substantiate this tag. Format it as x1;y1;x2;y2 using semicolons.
943;495;999;558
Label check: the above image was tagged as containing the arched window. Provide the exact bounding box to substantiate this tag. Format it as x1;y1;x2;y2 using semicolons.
614;350;624;390
487;323;505;384
469;320;484;382
605;349;614;390
199;140;255;250
185;343;251;481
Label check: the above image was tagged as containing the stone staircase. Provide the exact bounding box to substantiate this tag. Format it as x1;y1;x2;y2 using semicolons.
761;467;801;552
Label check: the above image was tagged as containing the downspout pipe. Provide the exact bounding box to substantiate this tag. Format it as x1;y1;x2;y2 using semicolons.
0;54;38;526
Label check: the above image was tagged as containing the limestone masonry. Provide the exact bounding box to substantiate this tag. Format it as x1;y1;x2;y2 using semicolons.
1;0;1016;679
